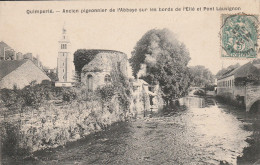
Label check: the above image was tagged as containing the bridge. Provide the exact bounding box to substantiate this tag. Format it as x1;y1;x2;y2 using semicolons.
246;84;260;112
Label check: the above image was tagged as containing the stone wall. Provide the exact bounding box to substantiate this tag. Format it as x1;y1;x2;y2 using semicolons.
0;96;132;153
245;84;260;111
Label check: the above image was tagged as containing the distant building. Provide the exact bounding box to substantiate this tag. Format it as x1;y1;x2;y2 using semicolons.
80;49;128;91
55;27;74;87
217;62;260;112
23;53;33;60
0;41;15;60
0;41;45;72
132;78;164;115
0;60;50;89
43;67;56;74
16;52;23;60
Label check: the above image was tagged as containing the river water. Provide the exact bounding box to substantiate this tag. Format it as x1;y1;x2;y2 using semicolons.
4;97;260;165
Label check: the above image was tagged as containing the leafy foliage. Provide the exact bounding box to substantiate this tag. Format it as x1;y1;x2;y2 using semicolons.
96;85;115;104
62;89;77;102
193;89;205;96
73;49;120;80
189;65;214;87
111;65;132;109
0;82;64;110
73;49;100;79
45;71;58;82
0;88;24;110
130;28;191;104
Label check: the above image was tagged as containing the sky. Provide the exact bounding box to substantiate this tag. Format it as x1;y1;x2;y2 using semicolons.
0;0;259;74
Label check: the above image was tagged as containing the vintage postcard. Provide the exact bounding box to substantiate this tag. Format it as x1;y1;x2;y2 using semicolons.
0;0;260;164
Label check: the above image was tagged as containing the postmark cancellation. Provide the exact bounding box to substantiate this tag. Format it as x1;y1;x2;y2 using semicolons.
221;14;259;59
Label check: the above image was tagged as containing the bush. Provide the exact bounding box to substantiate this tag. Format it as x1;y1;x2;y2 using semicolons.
96;85;115;102
0;122;22;156
193;89;205;96
0;82;60;111
62;89;77;102
0;88;24;110
110;68;132;112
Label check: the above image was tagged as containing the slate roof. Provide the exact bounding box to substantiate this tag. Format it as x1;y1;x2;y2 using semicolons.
218;62;260;80
0;60;27;80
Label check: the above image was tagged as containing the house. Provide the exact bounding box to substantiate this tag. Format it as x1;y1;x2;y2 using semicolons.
23;53;33;60
217;61;260;112
16;52;23;60
0;41;14;60
81;49;128;91
131;78;164;116
0;60;50;89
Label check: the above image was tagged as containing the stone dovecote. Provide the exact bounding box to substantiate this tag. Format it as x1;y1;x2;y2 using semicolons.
81;50;128;91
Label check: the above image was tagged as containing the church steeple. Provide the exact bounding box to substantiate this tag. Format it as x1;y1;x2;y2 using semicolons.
56;24;73;83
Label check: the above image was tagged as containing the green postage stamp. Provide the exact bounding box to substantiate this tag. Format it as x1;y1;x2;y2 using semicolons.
221;14;259;58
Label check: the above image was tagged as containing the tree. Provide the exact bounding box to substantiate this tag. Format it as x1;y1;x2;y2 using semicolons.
45;71;58;82
130;28;191;105
189;65;214;87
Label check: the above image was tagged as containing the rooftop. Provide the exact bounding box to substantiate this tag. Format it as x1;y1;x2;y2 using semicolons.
83;49;126;55
218;62;260;80
0;60;28;80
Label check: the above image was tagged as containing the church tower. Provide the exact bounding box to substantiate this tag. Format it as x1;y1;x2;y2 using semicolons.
57;26;73;83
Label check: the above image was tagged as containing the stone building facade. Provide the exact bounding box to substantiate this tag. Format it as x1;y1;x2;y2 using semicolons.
217;62;260;112
0;60;50;89
81;50;128;91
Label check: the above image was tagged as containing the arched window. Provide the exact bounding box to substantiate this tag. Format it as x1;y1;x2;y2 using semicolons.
104;74;111;83
87;75;93;91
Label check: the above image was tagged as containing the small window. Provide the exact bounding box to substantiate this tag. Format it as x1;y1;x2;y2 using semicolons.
63;69;64;72
63;63;64;66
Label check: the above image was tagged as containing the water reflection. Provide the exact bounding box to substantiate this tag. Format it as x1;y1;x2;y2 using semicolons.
179;97;206;108
7;97;258;165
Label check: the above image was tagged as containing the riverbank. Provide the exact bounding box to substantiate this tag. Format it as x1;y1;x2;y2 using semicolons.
215;103;260;165
0;96;133;161
2;95;259;164
4;98;256;165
